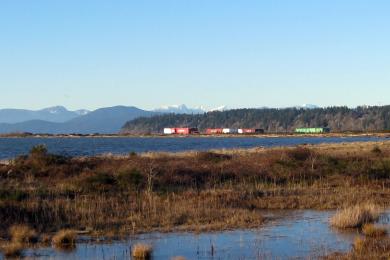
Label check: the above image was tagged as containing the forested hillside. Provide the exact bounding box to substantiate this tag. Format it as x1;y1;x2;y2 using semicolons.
121;106;390;134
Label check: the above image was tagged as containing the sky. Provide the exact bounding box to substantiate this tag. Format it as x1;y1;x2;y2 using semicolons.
1;0;390;111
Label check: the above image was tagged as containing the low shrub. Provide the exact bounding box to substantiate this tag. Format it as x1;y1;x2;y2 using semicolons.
371;146;382;155
197;152;232;163
116;168;144;191
129;151;137;157
29;144;48;158
79;172;117;192
367;160;390;179
0;190;28;202
287;147;312;161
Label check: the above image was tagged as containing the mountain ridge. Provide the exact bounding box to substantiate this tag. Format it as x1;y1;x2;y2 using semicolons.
0;106;154;134
0;106;89;124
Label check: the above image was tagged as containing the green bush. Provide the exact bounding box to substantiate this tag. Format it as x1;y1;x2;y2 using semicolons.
29;144;69;164
29;145;48;158
0;190;28;202
80;172;117;192
287;147;312;161
116;168;144;191
129;151;137;157
371;146;382;155
368;160;390;179
197;152;232;163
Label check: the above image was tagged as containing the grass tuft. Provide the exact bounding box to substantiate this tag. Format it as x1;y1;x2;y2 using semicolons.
362;224;387;237
1;242;23;258
9;225;37;244
52;229;76;249
353;237;365;253
132;243;152;259
351;236;390;258
330;204;382;229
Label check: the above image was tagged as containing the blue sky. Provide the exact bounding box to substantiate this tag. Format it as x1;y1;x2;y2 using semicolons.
1;0;389;110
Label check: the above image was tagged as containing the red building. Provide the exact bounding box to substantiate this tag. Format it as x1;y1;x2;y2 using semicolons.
164;128;199;135
206;128;223;134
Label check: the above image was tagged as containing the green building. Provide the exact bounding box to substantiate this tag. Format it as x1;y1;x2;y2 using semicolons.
295;127;330;134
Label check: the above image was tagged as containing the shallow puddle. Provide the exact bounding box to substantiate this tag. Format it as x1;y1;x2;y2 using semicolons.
14;210;379;259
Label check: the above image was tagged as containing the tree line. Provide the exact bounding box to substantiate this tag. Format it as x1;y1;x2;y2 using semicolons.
121;106;390;134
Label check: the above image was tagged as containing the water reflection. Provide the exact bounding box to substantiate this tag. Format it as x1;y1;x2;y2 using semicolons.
20;210;363;260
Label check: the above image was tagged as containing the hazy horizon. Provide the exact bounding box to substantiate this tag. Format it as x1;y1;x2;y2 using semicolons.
1;1;390;110
0;103;389;112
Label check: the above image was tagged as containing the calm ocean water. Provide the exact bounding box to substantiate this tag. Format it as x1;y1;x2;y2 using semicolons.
0;136;387;160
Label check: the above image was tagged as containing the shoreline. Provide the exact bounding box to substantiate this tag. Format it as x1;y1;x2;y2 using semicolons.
1;132;390;139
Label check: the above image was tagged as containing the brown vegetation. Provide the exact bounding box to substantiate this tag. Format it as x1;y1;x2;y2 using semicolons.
325;202;389;259
171;257;187;260
52;229;76;249
325;236;390;259
0;141;390;237
9;225;37;244
0;242;23;258
132;243;152;259
330;204;382;229
362;224;387;237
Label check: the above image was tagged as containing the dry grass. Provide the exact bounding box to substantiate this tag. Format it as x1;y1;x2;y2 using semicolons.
353;237;365;254
325;236;390;259
330;204;382;229
352;237;390;259
132;243;152;259
171;257;187;260
51;229;76;249
1;141;390;235
0;241;23;258
40;234;52;245
9;225;37;244
362;224;387;237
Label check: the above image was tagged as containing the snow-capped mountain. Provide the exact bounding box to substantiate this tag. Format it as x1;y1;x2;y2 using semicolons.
41;106;69;114
299;104;320;109
0;106;90;124
209;105;229;112
154;104;207;114
75;109;91;116
154;104;229;114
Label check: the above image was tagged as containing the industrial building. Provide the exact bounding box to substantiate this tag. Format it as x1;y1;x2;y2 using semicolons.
238;129;264;134
295;127;330;134
163;128;265;135
206;128;223;134
163;128;199;135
